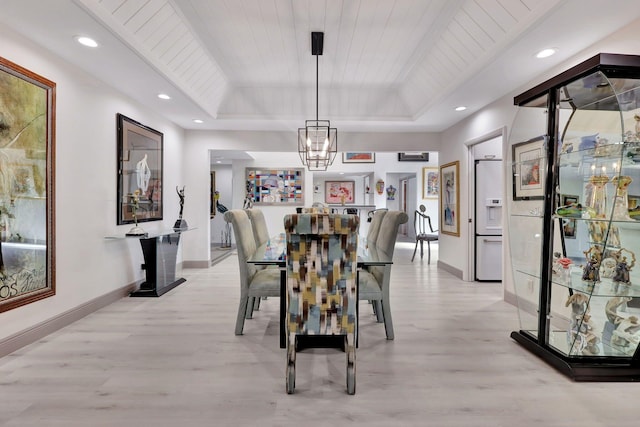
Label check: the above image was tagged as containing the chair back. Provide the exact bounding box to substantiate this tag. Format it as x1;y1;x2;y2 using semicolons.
246;208;270;247
414;210;437;236
284;213;359;336
369;211;408;282
366;209;388;245
224;210;258;290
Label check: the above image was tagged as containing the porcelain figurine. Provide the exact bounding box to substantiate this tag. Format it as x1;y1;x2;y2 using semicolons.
581;247;602;291
611;315;640;349
611;248;636;296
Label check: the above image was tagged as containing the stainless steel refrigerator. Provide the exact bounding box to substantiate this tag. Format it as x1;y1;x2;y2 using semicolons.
475;159;503;281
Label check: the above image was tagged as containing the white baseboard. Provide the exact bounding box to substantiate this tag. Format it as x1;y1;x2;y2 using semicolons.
0;283;136;358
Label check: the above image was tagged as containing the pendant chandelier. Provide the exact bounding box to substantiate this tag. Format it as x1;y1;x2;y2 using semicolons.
298;32;337;171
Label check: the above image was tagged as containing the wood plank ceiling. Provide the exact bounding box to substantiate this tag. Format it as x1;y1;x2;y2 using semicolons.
76;0;561;124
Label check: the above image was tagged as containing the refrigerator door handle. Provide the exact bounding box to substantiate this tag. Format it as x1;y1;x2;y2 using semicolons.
482;238;502;243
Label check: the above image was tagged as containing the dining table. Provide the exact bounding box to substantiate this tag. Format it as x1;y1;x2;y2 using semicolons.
247;233;393;348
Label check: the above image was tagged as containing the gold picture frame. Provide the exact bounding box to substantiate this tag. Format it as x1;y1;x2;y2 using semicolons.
440;161;460;236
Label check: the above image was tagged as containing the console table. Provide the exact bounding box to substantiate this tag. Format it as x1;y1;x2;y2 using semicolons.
106;229;192;297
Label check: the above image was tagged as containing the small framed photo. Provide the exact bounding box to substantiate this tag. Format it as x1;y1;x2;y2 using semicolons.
325;181;355;204
512;136;546;201
342;152;375;163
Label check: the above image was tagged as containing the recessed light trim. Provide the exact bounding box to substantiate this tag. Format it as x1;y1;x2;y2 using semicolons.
455;106;467;112
193;119;204;124
535;48;557;59
75;36;98;48
157;93;171;100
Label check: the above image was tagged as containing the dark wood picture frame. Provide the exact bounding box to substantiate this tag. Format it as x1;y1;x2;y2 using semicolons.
117;114;163;225
210;171;216;218
0;56;56;312
512;136;545;201
398;152;429;161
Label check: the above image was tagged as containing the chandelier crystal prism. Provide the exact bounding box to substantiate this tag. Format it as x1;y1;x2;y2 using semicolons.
298;32;337;171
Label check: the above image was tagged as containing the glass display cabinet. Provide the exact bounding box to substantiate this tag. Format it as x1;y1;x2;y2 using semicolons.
509;53;640;380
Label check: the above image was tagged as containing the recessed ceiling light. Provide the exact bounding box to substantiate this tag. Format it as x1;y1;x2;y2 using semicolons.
455;106;467;111
157;93;171;100
535;48;557;59
193;119;203;124
75;36;98;48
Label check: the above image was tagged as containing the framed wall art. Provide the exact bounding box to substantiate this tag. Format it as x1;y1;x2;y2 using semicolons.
245;168;304;205
440;161;460;236
117;114;164;225
422;167;439;199
210;171;216;218
325;181;355;204
342;152;375;163
0;56;56;312
512;136;545;201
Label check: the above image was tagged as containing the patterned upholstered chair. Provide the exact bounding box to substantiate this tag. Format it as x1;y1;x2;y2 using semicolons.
284;213;359;394
224;210;281;335
358;210;408;340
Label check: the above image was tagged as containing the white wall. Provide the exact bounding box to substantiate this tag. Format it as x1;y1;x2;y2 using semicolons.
0;26;185;340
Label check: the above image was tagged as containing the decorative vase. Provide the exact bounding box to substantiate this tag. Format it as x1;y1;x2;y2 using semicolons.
611;175;633;220
586;175;609;218
376;180;384;195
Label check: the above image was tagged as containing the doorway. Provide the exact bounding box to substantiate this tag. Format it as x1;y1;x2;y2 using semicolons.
466;130;505;282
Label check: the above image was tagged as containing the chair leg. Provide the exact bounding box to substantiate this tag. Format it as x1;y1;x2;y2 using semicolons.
235;296;249;335
381;298;394;340
346;334;356;395
286;336;296;394
254;297;261;311
411;241;419;261
245;297;255;319
420;240;424;260
427;241;431;264
373;300;384;323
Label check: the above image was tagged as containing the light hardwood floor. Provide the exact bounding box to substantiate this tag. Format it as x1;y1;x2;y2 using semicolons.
0;241;637;426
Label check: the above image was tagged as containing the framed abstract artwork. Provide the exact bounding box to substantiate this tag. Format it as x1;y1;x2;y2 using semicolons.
422;167;439;199
0;56;56;312
325;181;355;204
117;114;164;225
440;161;460;236
245;168;304;206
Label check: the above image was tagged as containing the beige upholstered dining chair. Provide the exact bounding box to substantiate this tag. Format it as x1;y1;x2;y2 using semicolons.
224;210;281;335
246;208;270;247
365;209;388;245
358;210;408;340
